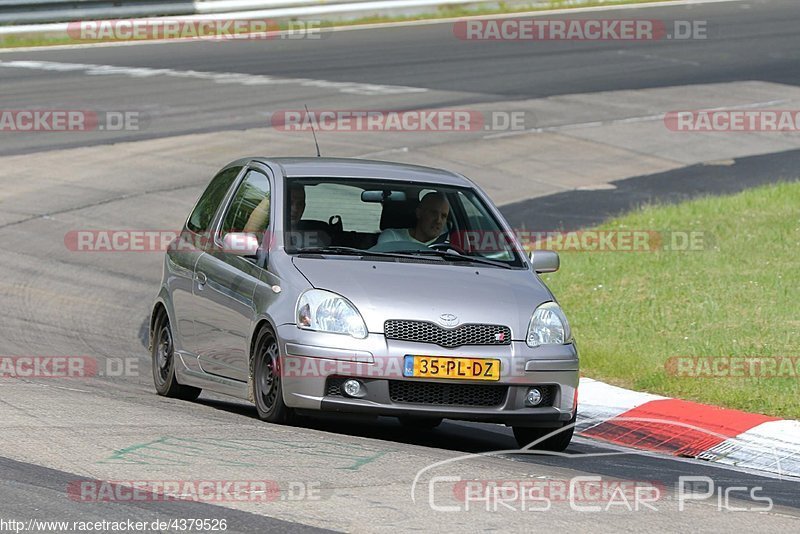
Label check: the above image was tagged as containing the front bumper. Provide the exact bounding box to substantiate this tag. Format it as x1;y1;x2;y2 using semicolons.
277;325;579;427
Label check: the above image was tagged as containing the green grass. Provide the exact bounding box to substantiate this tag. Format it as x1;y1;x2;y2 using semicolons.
541;181;800;418
329;0;675;26
0;0;677;49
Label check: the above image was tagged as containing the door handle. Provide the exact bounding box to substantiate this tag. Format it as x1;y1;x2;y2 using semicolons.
196;271;207;289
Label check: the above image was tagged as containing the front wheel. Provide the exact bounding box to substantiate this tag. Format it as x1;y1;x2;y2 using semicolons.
253;328;294;424
512;414;575;451
151;312;201;401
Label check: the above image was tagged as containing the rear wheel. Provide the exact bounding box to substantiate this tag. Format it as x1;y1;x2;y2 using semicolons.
253;328;294;424
151;311;201;401
398;416;443;430
512;413;576;451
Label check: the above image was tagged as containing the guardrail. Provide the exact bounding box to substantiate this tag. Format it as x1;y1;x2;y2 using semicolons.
0;0;379;25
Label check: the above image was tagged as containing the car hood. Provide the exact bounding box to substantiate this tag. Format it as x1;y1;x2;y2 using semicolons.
292;256;553;339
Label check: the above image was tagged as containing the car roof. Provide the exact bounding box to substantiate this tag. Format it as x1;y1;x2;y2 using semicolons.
251;157;473;187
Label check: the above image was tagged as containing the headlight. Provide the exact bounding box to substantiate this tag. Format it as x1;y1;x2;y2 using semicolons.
296;289;367;339
526;302;571;347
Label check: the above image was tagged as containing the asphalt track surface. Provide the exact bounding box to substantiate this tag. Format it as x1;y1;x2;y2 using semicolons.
502;146;800;230
0;0;799;154
1;0;800;532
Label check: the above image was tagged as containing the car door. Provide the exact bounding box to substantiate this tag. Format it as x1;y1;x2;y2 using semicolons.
191;167;272;382
170;165;242;354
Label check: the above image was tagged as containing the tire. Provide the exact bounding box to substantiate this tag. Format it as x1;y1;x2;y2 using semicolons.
398;416;443;430
513;413;576;451
151;311;201;401
253;327;294;424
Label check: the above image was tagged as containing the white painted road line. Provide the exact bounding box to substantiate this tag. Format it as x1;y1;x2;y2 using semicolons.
0;60;429;96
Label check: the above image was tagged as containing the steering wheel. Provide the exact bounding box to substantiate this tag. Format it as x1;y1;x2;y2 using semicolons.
428;242;467;255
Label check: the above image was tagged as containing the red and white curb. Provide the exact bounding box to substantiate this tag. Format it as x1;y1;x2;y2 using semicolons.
576;377;800;479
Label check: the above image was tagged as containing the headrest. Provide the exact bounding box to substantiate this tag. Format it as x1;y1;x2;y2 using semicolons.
379;200;418;230
294;219;330;232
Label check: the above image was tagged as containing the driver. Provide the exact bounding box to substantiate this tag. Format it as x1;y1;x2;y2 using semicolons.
377;191;449;246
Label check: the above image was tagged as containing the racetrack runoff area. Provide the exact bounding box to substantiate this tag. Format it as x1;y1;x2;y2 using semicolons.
2;79;800;530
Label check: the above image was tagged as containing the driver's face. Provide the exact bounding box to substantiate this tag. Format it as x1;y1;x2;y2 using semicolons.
416;197;449;242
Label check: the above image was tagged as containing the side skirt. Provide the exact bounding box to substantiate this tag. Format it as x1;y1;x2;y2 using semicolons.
174;352;249;399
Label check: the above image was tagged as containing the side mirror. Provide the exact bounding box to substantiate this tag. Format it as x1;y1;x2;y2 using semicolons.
530;250;559;273
222;233;259;257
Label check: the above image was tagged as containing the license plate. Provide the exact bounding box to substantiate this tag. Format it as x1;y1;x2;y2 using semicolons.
403;355;500;381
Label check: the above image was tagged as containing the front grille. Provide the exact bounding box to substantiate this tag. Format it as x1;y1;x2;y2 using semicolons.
384;320;511;348
326;377;345;397
389;380;507;407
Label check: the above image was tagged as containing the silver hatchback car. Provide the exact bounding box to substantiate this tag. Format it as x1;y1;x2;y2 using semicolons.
149;157;579;450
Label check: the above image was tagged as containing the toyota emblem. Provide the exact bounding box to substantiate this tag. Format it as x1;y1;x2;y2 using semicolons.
438;313;459;327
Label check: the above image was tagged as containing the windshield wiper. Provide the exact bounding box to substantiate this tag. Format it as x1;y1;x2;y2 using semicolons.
294;246;365;256
394;249;512;269
294;246;435;260
295;246;512;268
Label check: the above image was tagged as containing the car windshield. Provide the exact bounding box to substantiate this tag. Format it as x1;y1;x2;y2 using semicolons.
284;177;525;268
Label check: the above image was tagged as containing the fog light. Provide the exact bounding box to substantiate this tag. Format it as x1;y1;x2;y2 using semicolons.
343;379;364;398
525;387;543;406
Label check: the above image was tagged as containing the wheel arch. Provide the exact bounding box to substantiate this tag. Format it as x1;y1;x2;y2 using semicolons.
247;316;280;403
148;298;170;352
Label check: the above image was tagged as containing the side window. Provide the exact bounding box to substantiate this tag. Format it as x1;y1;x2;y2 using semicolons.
221;170;271;241
187;166;241;233
461;193;483;226
460;192;492;229
457;191;514;261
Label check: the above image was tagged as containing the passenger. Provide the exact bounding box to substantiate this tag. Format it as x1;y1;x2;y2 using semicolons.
243;195;270;237
288;185;306;226
285;186;330;248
